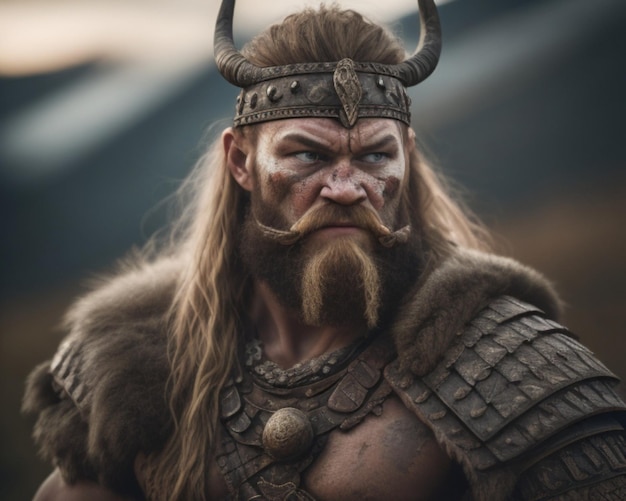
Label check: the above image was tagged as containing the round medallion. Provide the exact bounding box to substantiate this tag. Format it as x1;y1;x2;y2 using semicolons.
262;407;314;460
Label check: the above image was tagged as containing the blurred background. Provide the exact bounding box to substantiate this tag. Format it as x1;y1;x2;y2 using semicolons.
1;0;624;498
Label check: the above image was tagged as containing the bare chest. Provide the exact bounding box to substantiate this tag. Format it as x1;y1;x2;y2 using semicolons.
213;397;466;500
212;338;466;500
302;398;465;501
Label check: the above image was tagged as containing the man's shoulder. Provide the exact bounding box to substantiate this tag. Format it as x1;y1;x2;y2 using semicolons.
390;248;563;379
33;469;132;501
23;256;182;496
62;255;182;343
50;255;181;408
385;294;626;500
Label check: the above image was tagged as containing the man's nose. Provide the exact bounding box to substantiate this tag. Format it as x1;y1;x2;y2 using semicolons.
319;164;367;205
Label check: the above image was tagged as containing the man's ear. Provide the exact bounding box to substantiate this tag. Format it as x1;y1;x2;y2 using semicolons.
223;128;253;191
406;127;416;149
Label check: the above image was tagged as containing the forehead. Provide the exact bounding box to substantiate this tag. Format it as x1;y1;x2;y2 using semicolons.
254;117;405;149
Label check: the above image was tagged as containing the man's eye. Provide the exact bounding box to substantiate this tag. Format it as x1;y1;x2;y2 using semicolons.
361;152;388;163
294;152;323;163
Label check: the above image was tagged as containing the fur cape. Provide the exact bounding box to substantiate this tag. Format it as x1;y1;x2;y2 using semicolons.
23;248;563;498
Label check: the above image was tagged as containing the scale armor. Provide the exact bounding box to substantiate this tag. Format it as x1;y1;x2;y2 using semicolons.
385;295;626;500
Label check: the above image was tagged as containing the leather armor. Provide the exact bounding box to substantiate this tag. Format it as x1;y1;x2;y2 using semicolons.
23;250;626;500
216;335;396;499
386;295;626;500
212;296;626;500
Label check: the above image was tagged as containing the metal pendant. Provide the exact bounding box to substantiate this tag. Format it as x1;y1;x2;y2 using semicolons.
262;407;314;460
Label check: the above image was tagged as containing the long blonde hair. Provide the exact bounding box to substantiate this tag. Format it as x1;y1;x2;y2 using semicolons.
144;6;490;499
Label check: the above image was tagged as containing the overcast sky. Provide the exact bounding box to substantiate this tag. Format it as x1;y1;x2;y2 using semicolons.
0;0;452;76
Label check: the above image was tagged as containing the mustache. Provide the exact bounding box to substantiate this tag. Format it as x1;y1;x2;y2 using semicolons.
255;204;411;248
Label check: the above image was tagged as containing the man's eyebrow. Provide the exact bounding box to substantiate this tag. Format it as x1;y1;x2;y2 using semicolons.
277;132;400;152
360;134;400;151
278;133;334;152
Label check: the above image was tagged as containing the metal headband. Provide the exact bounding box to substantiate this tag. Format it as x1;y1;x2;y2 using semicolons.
214;0;442;128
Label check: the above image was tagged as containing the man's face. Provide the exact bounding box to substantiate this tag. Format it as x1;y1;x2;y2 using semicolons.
249;117;408;246
229;117;421;328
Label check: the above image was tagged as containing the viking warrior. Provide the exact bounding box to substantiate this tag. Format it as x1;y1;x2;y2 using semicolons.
24;0;626;499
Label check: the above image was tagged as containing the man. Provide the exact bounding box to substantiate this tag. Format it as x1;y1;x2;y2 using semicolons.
24;0;626;499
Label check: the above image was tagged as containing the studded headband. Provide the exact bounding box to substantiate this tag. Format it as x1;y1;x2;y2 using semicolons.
214;0;442;128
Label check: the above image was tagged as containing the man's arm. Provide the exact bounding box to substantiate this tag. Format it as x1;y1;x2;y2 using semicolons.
34;470;134;501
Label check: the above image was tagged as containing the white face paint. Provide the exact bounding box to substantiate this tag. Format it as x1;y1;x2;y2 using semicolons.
251;117;409;237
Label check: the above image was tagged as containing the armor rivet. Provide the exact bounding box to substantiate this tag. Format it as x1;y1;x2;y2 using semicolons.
429;410;446;420
399;376;411;389
267;85;283;102
376;76;385;89
470;406;488;419
413;390;430;404
454;386;471;400
290;80;301;93
262;407;313;460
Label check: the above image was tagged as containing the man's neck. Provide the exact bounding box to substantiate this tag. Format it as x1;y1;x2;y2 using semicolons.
249;281;368;369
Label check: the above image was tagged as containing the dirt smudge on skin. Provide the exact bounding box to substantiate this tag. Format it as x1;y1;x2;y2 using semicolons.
382;176;400;199
266;170;300;201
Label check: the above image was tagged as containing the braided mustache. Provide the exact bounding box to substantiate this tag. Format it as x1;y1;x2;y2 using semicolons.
255;204;411;248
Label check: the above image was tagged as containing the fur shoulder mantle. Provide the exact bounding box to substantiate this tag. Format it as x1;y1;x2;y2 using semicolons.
23;248;562;495
387;249;625;501
23;256;181;494
390;247;562;377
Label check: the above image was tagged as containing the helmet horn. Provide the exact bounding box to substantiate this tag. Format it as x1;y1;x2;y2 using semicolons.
392;0;442;85
214;0;442;88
